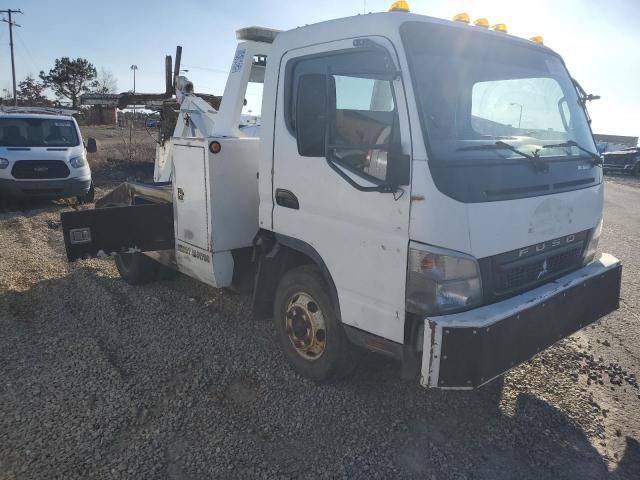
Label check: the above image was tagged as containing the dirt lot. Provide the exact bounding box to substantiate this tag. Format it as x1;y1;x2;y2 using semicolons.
1;144;639;479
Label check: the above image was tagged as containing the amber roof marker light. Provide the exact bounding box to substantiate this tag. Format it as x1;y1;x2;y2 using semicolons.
389;1;410;12
473;18;490;28
530;35;544;44
452;13;470;23
492;23;508;33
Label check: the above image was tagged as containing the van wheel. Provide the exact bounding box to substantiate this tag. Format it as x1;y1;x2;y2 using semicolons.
273;265;356;382
115;252;158;285
77;181;95;204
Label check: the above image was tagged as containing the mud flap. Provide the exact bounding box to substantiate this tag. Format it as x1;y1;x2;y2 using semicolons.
61;203;174;261
421;253;622;389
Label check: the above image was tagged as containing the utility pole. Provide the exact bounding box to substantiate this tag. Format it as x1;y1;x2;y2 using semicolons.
0;9;23;106
129;65;138;160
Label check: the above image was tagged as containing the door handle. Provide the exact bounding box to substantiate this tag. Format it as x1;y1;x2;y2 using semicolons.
275;189;299;210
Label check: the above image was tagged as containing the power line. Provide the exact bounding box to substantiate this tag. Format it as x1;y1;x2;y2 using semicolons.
14;29;39;76
182;63;229;75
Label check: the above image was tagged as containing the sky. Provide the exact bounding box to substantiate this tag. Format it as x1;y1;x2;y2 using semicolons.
1;0;638;138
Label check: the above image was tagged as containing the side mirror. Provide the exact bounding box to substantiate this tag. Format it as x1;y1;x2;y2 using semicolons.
386;144;411;187
86;137;98;154
295;74;329;157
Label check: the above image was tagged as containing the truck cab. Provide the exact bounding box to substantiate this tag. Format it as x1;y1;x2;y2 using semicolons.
0;108;96;203
61;7;621;389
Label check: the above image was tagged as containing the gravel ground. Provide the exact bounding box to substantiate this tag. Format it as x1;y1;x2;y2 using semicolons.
1;175;639;479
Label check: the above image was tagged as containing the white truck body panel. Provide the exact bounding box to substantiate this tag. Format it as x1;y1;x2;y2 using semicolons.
173;144;210;250
172;137;259;288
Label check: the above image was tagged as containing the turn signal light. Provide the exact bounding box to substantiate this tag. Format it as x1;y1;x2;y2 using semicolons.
389;1;410;12
473;18;490;28
492;23;507;33
452;13;470;23
530;35;544;44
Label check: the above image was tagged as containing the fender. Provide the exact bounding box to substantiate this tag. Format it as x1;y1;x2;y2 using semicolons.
251;231;340;319
274;233;340;310
255;232;410;366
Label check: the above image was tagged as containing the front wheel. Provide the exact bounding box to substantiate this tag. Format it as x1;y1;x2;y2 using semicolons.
273;265;357;382
77;181;95;204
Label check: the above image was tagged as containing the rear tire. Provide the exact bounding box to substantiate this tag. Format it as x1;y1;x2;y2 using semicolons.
273;264;356;382
115;252;158;285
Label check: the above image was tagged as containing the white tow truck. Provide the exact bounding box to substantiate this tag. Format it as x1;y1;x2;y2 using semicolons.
61;4;622;389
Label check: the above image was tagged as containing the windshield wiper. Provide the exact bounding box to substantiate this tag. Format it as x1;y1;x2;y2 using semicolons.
457;141;548;172
542;140;603;166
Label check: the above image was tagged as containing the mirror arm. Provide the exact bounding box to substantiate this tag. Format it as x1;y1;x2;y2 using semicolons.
324;156;394;193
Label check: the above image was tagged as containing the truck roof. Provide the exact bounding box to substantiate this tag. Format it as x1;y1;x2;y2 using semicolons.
272;11;555;55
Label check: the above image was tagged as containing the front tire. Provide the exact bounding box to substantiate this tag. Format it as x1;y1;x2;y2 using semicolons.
273;265;356;382
77;181;95;204
115;252;158;285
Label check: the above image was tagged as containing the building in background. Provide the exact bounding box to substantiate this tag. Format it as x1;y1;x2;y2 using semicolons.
79;93;120;125
594;134;639;153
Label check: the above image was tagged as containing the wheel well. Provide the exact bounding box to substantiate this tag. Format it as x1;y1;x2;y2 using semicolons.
252;234;339;320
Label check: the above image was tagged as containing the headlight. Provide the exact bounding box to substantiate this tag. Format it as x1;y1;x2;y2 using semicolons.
583;218;603;264
69;155;86;168
407;244;483;316
0;158;9;169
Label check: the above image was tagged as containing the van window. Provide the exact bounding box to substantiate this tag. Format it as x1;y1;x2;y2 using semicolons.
0;118;79;147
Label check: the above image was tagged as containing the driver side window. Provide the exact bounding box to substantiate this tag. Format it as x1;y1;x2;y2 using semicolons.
332;75;396;181
287;48;399;183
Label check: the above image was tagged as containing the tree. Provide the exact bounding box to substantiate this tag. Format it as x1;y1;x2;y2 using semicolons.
16;76;53;107
92;68;118;94
39;57;97;108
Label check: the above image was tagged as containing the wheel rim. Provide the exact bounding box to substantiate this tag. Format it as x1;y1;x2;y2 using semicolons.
285;292;327;361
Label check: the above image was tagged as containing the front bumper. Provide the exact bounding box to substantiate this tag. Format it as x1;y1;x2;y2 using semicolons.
0;177;91;199
421;253;621;389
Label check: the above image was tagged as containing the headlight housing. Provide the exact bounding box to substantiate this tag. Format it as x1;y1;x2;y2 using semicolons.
0;157;8;169
69;155;86;168
583;218;603;264
407;244;483;316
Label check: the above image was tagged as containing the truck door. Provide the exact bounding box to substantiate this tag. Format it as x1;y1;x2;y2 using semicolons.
271;38;412;344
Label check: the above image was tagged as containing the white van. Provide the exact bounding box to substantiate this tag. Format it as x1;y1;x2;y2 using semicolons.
0;108;96;203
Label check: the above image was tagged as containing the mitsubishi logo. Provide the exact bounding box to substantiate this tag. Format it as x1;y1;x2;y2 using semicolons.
537;259;549;280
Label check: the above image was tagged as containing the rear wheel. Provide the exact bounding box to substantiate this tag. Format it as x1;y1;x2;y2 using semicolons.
273;265;356;382
115;252;158;285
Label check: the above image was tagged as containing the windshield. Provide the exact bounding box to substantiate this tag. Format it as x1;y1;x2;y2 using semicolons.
0;117;79;147
401;22;596;163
